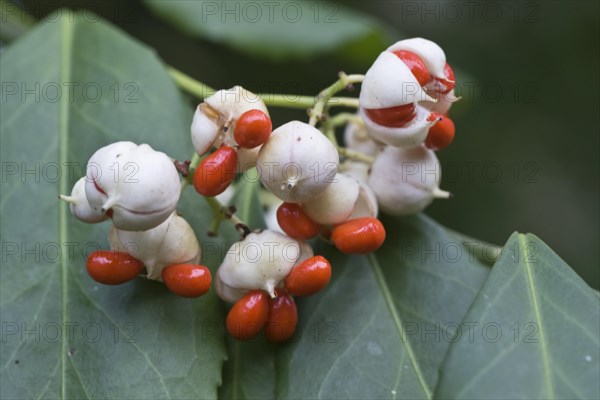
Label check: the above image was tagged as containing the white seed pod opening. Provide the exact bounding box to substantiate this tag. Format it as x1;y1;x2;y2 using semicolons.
359;52;434;110
387;38;448;80
60;177;108;224
204;86;270;148
109;212;201;281
85;142;180;232
360;104;435;148
206;86;268;122
422;89;459;115
216;230;313;298
214;272;249;303
84;141;137;209
191;104;220;155
349;182;379;220
302;173;360;225
257;121;339;203
343;117;382;157
368;145;449;215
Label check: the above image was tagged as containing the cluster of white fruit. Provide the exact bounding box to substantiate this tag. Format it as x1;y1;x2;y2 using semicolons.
60;142;201;282
346;37;456;215
60;37;457;341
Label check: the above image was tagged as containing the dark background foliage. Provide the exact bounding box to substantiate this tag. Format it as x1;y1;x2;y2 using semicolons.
13;0;599;288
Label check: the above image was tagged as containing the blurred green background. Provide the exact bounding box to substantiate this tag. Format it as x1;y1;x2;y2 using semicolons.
6;0;599;288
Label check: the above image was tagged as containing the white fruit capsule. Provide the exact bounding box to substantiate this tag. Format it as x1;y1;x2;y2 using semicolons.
192;86;270;155
216;230;313;299
59;177;108;223
387;38;448;81
109;212;200;281
360;103;436;148
349;183;379;220
302;174;360;225
302;173;378;225
206;86;268;123
85;142;180;232
191;103;220;155
257;121;339;203
211;86;270;145
359;51;434;110
343;117;382;157
368;145;450;215
214;274;248;303
339;160;370;184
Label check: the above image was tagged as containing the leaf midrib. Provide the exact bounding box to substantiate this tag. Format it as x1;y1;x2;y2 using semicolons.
59;16;75;400
519;234;554;399
368;253;432;399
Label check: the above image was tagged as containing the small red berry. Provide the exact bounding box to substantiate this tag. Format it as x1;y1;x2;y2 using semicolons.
425;114;455;150
193;145;238;197
162;264;212;298
331;217;386;254
86;250;144;285
226;290;269;341
392;50;431;87
234;109;272;149
265;289;298;343
365;103;416;128
284;256;331;297
276;202;321;240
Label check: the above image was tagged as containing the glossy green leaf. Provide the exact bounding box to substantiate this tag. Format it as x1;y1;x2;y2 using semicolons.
435;233;600;399
143;0;390;60
0;12;228;399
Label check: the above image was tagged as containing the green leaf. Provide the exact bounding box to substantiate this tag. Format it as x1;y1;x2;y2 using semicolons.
435;233;600;399
0;12;228;399
273;214;491;399
143;0;391;61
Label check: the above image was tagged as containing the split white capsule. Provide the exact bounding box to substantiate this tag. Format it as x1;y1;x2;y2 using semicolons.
108;212;201;281
84;141;180;232
257;121;339;203
215;230;313;300
59;177;108;223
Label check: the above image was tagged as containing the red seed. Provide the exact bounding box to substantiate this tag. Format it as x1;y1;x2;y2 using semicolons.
265;289;298;343
425;114;455;150
86;250;144;285
331;217;386;254
392;50;431;86
284;256;331;296
365;103;416;128
226;291;269;341
193;145;238;197
162;264;212;298
276;202;321;240
435;62;456;94
234;109;272;149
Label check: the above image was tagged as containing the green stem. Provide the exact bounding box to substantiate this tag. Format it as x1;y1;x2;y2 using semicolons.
167;67;360;110
257;93;359;109
322;114;374;164
309;72;364;126
329;112;364;128
338;147;375;164
204;196;246;237
167;67;215;99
